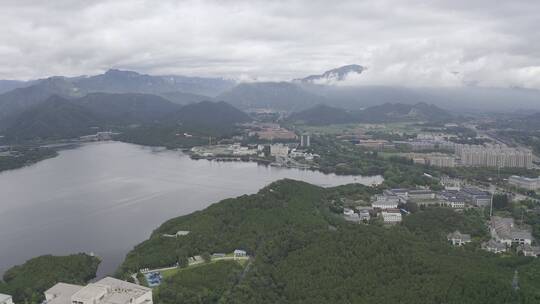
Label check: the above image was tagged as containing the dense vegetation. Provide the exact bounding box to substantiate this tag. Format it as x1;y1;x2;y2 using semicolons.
155;261;244;304
1;92;249;142
0;254;100;304
116;125;210;149
286;104;358;125
403;207;488;241
0;147;57;172
3;96;104;140
117;179;540;303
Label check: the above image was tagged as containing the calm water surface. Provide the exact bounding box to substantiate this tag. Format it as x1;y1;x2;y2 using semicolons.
0;142;382;277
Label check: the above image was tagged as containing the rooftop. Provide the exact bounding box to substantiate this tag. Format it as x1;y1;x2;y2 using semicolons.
382;209;401;214
0;294;12;303
45;283;84;304
484;239;506;250
72;284;108;302
447;231;471;242
461;187;489;196
45;277;151;304
510;175;540;182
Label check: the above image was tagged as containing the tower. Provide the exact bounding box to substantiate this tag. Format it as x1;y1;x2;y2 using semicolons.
300;134;310;147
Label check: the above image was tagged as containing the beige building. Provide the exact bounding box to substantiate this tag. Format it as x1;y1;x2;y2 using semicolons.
0;294;13;304
270;144;289;157
381;209;402;224
408;153;456;168
44;277;152;304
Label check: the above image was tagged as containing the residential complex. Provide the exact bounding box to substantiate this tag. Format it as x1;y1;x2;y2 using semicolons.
387;138;533;169
394;140;455;151
509;175;540;191
456;145;533;168
44;277;152;304
427;154;456;167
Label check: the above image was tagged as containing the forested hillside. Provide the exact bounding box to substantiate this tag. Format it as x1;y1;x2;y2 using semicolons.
1;93;249;142
117;179;540;303
0;254;100;304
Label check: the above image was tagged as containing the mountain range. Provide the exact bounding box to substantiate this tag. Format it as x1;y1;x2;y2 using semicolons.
2;94;249;140
2;65;540;128
0;69;234;121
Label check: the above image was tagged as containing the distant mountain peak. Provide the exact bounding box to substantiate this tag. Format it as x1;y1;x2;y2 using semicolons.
295;64;365;84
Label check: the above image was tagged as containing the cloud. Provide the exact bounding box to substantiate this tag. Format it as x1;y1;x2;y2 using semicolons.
0;0;539;89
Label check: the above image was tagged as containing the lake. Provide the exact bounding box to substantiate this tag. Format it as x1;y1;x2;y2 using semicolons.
0;142;382;277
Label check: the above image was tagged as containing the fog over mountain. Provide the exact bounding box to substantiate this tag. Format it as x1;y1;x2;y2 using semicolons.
1;1;540;114
1;65;540;118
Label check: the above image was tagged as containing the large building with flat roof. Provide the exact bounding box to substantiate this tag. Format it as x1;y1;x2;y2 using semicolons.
490;216;533;246
0;293;13;304
44;277;152;304
509;175;540;191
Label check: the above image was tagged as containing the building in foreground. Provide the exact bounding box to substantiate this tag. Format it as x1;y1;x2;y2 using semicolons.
447;231;471;246
490;216;533;246
482;239;507;254
0;293;13;304
518;244;540;257
44;277;152;304
509;175;540;191
234;249;247;258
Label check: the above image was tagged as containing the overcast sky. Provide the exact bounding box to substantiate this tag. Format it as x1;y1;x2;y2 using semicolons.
1;0;539;88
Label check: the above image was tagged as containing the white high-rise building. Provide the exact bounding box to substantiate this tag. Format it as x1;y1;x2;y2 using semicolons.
456;145;532;168
300;134;311;147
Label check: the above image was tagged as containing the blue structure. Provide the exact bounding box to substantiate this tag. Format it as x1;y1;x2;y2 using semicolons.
144;272;163;288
